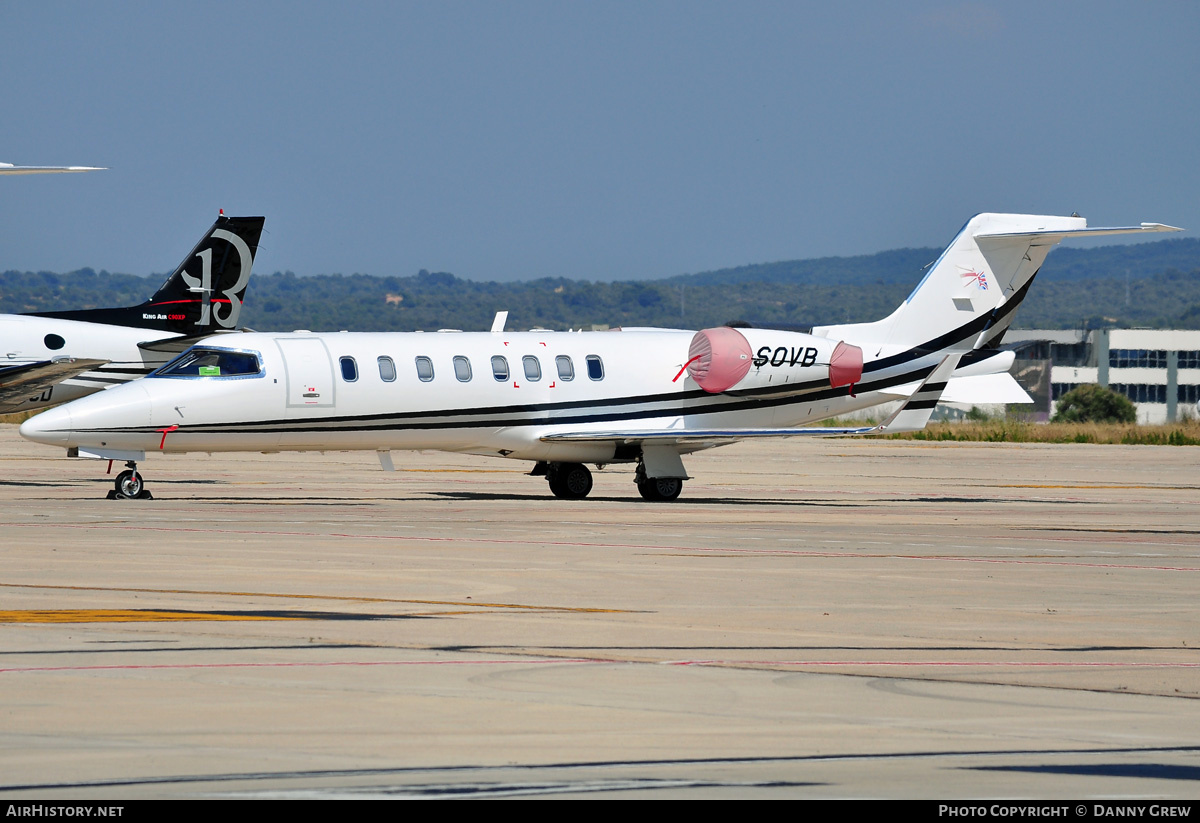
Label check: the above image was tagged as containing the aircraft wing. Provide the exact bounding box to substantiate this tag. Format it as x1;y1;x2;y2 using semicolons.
541;425;880;448
541;354;961;448
0;358;109;412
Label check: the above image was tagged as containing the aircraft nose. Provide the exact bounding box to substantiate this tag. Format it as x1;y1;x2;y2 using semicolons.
20;404;73;446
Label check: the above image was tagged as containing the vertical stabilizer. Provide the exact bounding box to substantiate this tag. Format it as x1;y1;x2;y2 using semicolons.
28;215;265;335
889;213;1084;351
814;214;1180;357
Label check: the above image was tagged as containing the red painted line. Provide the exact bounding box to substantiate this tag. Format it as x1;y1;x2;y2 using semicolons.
889;555;1200;572
667;660;1200;668
2;523;1197;572
3;657;1195;676
146;299;232;306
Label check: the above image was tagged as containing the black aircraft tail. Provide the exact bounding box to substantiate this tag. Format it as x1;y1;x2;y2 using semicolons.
29;214;265;334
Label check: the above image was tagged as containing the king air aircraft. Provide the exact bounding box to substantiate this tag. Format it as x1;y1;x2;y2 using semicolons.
1;214;265;414
20;213;1180;500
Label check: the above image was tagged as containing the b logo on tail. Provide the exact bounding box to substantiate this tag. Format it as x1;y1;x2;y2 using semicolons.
182;227;256;329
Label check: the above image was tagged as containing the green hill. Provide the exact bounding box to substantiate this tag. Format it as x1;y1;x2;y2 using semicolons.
3;237;1197;333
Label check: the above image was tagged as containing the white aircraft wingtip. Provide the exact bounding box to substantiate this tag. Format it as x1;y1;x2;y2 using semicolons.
0;164;106;175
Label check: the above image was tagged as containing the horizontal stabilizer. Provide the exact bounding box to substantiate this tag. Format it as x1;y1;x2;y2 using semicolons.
137;329;250;354
941;372;1033;405
0;358;109;411
975;222;1181;241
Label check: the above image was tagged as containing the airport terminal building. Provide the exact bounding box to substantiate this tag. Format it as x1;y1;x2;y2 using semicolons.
1007;329;1200;424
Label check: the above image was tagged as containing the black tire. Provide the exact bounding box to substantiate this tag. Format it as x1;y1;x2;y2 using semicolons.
114;469;144;499
547;462;593;499
637;476;683;501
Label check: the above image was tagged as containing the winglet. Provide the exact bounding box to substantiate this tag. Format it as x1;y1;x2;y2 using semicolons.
491;311;509;333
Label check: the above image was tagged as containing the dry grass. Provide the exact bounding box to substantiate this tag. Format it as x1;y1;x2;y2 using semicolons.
892;419;1200;445
0;411;38;425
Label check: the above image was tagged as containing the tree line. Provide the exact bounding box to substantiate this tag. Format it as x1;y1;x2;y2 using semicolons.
3;238;1197;333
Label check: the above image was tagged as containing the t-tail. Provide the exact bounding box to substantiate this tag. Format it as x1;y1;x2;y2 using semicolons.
28;214;266;335
813;213;1180;359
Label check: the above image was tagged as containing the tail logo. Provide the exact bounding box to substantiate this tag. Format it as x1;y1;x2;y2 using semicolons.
180;228;255;329
961;270;988;291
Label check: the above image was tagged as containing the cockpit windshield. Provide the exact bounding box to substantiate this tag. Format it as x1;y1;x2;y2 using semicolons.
153;347;262;378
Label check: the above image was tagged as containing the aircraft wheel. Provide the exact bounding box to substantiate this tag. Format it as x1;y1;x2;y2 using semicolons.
114;469;145;499
637;476;683;502
547;462;593;499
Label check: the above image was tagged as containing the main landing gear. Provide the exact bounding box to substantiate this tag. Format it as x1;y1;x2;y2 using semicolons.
534;460;687;501
635;464;684;502
107;461;152;500
544;462;594;499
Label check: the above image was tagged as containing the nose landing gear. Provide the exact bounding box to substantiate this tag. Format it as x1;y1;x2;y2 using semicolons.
108;461;153;500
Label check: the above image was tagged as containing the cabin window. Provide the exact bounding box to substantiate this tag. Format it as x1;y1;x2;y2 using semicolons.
377;356;396;382
491;355;509;381
586;355;604;380
556;355;574;381
523;355;541;381
44;334;65;350
415;356;434;382
453;356;472;382
155;348;262;378
340;356;359;382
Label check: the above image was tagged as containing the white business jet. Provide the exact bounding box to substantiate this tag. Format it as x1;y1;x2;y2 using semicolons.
0;163;105;175
20;213;1180;501
1;214;265;414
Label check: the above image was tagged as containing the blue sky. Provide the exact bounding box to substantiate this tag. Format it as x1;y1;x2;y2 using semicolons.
2;1;1196;282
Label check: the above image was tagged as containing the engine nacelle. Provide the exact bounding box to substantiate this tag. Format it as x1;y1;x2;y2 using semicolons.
685;327;863;395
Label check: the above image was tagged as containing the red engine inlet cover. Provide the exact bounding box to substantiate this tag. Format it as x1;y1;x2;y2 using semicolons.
829;341;863;388
686;327;753;393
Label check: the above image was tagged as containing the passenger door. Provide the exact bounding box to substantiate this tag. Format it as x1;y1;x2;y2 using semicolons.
276;337;335;408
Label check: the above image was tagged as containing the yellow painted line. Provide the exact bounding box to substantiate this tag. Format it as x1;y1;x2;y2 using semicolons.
0;609;302;624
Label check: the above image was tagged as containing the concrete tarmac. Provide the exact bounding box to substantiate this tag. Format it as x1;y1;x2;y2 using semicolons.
1;427;1198;799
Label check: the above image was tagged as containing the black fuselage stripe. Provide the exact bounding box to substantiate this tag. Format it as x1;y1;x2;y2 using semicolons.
860;273;1036;374
67;280;1047;438
75;364;942;437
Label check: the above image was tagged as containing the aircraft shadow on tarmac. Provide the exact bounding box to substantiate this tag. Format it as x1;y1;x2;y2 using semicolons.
973;762;1200;781
426;491;1102;507
441;643;1185;654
